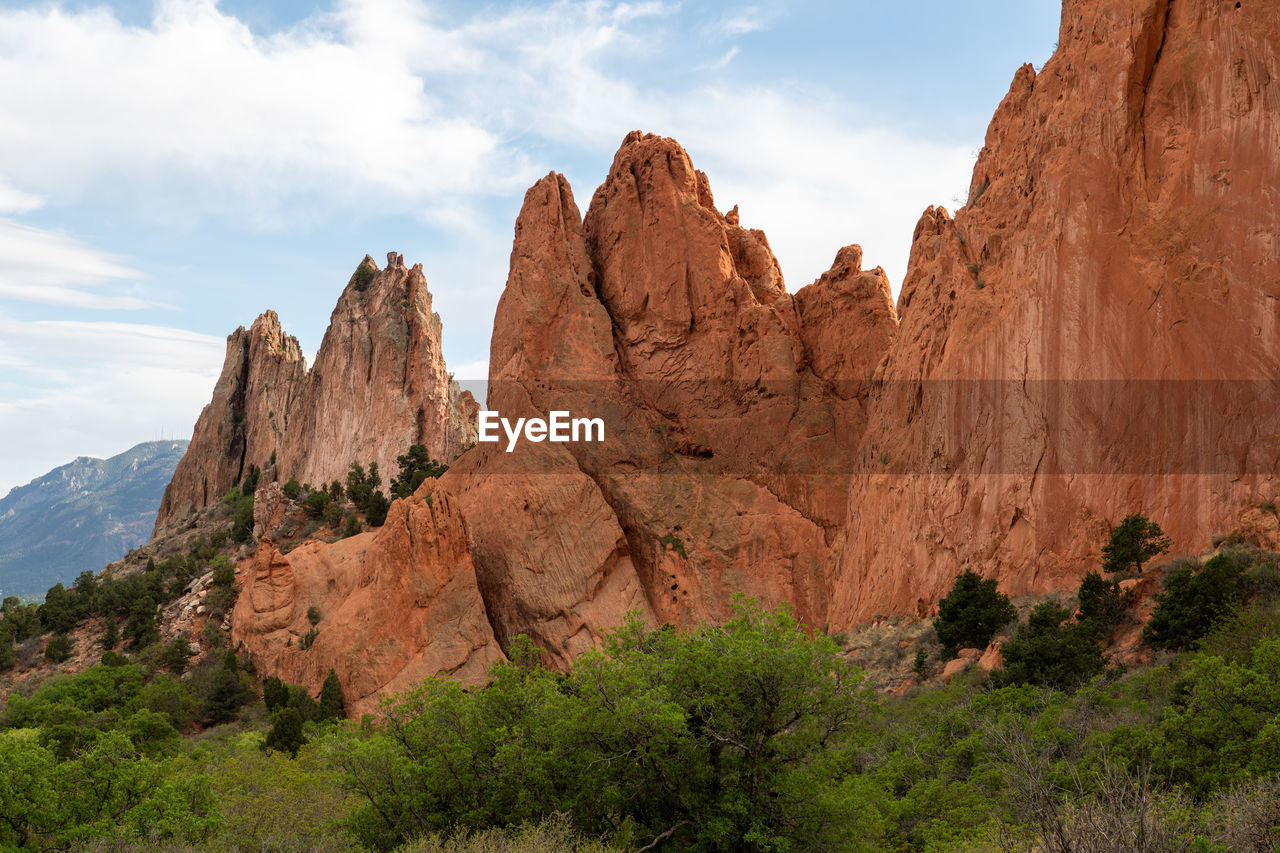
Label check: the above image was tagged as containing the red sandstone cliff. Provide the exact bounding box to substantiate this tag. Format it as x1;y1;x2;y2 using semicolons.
831;0;1280;622
215;0;1280;706
155;253;478;532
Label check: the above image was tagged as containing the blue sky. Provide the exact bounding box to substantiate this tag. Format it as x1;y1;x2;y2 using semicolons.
0;0;1060;496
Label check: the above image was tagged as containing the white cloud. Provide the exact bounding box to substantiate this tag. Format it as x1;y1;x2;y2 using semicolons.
0;219;157;309
0;316;224;497
720;7;774;36
0;177;42;214
0;0;972;288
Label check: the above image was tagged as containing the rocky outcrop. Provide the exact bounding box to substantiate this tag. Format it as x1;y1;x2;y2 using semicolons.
437;132;898;661
156;311;305;528
230;488;502;716
155;255;478;533
831;0;1280;622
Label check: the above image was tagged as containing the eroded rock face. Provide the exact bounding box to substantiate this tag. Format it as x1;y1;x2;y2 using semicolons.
155;255;478;533
437;132;898;659
155;311;305;529
830;0;1280;623
230;489;502;716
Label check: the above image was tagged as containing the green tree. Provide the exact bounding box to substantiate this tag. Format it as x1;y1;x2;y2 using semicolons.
364;491;390;527
231;493;256;542
304;489;332;519
162;636;192;674
40;583;82;634
100;616;118;653
992;601;1106;690
202;652;252;725
1143;552;1251;650
319;669;345;721
124;595;160;651
263;675;289;712
1102;513;1171;575
337;600;878;852
282;477;303;500
44;633;73;663
1076;570;1130;632
0;624;15;671
391;445;448;499
265;706;307;756
933;570;1017;657
241;463;261;496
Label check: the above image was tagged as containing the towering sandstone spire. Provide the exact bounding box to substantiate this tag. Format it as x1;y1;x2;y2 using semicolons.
155;253;478;532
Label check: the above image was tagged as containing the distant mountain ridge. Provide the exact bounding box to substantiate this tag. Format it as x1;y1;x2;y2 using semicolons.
0;440;188;597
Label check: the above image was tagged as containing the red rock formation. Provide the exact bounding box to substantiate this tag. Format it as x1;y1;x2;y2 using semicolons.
202;0;1280;710
437;133;898;660
155;254;478;532
230;488;502;716
830;0;1280;623
155;311;305;528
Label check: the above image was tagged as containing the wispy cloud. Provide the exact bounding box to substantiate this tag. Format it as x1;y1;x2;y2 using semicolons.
0;219;157;310
0;315;224;496
0;177;42;214
700;45;739;70
720;7;775;36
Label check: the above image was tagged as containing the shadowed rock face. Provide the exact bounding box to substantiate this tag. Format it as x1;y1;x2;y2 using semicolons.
155;254;478;533
216;0;1279;709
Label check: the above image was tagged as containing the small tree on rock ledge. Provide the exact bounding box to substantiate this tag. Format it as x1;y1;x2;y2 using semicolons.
1102;513;1171;576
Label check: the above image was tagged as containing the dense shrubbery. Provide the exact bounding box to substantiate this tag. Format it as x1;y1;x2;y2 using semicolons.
4;592;1280;851
337;602;876;852
992;601;1107;690
1143;549;1256;649
932;569;1017;657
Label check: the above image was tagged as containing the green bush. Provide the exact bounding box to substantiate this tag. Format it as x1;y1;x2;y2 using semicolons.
992;602;1106;691
211;554;235;588
231;493;256;543
304;489;333;519
351;258;377;292
391;445;448;499
1102;513;1171;575
932;570;1017;657
343;513;362;538
282;477;303;500
1077;570;1130;631
1144;552;1252;650
44;633;74;663
336;600;875;852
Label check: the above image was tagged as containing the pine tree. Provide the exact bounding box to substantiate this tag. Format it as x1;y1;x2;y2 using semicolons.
318;668;345;721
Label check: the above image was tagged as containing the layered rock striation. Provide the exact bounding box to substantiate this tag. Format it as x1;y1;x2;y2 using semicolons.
156;254;478;532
